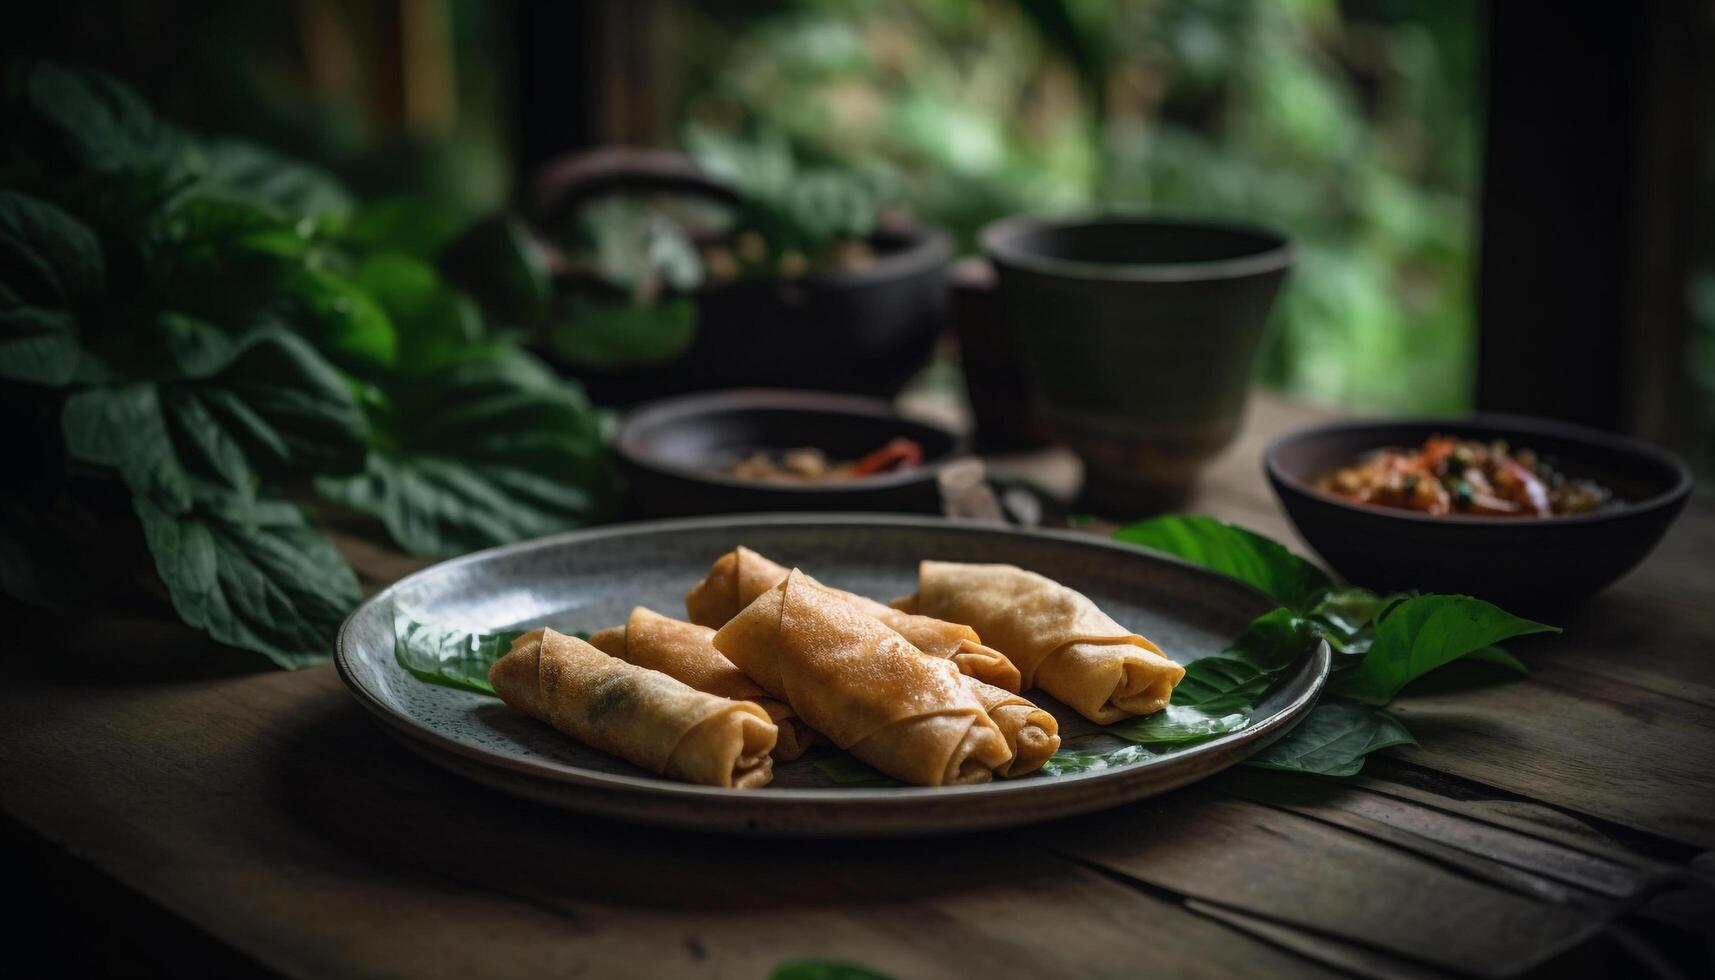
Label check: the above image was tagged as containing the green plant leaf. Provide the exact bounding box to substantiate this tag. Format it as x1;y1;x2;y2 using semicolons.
1171;607;1315;712
1038;743;1156;775
1105;705;1249;744
1306;586;1393;656
1245;700;1415;777
1461;645;1528;674
0;190;106;308
340;196;470;258
317;345;613;558
351;252;481;374
62;384;192;511
191;138;352;222
134;492;360;668
769;959;897;980
291;267;398;372
548;299;698;369
1331;595;1554;704
1113;515;1333;612
0;295;82;387
393;616;521;696
164;331;368;477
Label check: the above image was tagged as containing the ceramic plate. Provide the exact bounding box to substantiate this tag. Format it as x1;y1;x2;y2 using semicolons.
335;515;1329;837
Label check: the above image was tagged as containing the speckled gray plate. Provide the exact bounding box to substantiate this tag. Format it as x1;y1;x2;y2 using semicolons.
336;514;1329;837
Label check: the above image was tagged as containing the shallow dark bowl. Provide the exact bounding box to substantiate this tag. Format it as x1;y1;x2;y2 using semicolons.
614;389;967;518
1265;414;1692;609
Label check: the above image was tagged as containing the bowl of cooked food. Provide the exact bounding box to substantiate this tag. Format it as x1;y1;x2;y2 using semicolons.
614;389;967;517
1265;415;1692;607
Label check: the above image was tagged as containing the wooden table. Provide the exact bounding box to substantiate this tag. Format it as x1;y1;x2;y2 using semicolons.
4;392;1712;979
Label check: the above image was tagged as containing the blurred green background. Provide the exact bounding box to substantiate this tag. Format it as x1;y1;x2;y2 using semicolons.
23;0;1484;416
673;0;1484;415
21;0;1713;476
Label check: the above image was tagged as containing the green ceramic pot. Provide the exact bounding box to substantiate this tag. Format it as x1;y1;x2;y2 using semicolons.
981;215;1292;511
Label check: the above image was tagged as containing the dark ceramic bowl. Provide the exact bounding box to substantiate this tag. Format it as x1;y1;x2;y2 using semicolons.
531;149;951;406
614;389;967;518
981;214;1291;511
1266;415;1692;608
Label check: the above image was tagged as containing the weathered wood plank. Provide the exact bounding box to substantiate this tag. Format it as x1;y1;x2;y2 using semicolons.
1215;768;1646;901
1046;788;1606;978
0;670;1340;980
1386;656;1715;849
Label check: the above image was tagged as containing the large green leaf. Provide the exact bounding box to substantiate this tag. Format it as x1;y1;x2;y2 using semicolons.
351;252;481;374
1113;515;1333;612
62;383;192;511
190;139;352;222
393;616;521;696
134;492;359;668
1106;705;1249;744
1331;595;1555;704
0;190;106;306
0;194;101;387
1171;607;1315;712
291;267;399;372
62;332;367;508
1245;700;1416;777
318;346;613;559
0;294;82;387
164;331;368;477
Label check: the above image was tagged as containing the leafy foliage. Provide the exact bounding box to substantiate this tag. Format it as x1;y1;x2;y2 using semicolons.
1330;596;1554;704
1114;515;1332;613
1114;514;1551;776
0;64;613;667
317;346;612;560
688;0;1482;412
1245;700;1416;778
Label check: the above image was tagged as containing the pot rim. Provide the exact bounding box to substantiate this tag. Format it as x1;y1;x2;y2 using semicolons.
980;212;1294;283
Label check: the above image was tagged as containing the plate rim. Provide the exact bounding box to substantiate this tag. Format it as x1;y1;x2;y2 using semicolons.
335;513;1331;804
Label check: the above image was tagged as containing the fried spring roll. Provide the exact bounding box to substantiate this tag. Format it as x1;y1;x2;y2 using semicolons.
961;675;1060;777
893;561;1185;725
588;606;815;761
712;571;1013;786
686;546;1022;693
490;628;776;788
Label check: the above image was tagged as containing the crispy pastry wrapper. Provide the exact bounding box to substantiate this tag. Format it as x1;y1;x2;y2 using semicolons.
712;571;1014;786
961;675;1060;777
893;561;1185;725
490;627;776;788
588;607;814;761
686;546;1022;693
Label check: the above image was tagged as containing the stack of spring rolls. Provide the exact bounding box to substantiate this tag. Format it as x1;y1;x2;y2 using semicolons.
489;547;1185;789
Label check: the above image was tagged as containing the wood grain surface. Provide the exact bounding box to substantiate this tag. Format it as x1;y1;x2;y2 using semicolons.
2;391;1711;980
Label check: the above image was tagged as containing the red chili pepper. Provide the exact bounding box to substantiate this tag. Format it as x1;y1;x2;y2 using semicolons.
849;438;924;476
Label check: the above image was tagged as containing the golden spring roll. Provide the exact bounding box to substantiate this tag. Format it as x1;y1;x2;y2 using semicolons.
490;628;776;788
686;546;1022;693
960;675;1060;777
712;571;1013;786
893;561;1185;725
588;606;815;762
